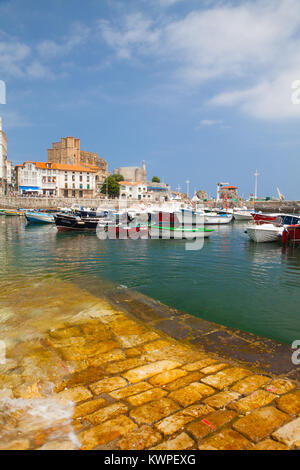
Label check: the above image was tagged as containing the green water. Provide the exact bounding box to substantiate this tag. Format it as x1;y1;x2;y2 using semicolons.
1;217;300;344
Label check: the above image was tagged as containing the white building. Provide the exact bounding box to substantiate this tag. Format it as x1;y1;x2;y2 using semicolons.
0;117;7;195
6;160;15;192
119;181;152;201
16;161;97;198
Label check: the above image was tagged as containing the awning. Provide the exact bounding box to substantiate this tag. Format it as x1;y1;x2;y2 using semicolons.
19;186;40;191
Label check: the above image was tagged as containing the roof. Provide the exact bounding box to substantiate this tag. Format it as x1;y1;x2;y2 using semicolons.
16;161;96;173
119;181;144;186
221;185;238;190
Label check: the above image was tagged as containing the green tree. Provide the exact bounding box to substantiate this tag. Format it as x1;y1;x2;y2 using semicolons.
113;174;124;182
101;176;121;198
152;176;160;183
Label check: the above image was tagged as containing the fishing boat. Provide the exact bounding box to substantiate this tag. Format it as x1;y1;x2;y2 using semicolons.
3;209;25;216
25;211;55;224
233;207;254;221
54;212;101;231
251;213;278;223
149;224;214;239
245;223;284;243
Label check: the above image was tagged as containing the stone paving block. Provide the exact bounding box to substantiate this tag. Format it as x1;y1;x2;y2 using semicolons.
276;390;300;416
201;367;252;390
182;358;219;372
198;429;251;450
59;340;120;361
84;402;128;425
89;377;127;395
164;372;204;392
169;382;215;407
0;439;30;450
38;440;78;450
57;366;105;391
49;326;81;339
104;357;146;374
141;340;173;352
126;388;167;406
272;417;300;448
263;378;295;395
187;410;237;441
129;398;180;425
151;432;195;450
56;385;92;404
155;404;214;436
126;347;141;357
149;368;187;387
204;390;240;409
79;415;137;450
110;382;153;400
118;425;162;450
200;363;228;375
233;406;290;442
88;349;126;366
250;438;288;450
229;390;276;414
73;398;107;419
122;360;182;384
118;332;160;348
231;374;271;395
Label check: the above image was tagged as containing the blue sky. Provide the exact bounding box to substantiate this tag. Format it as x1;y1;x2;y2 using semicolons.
1;0;300;198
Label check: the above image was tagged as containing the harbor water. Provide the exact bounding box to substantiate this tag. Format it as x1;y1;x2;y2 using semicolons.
0;216;300;346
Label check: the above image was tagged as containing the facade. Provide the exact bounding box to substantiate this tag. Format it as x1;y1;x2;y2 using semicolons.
146;181;170;201
6;160;15;193
47;136;109;190
16;161;96;198
119;181;152;201
0;117;7;195
220;185;238;200
114;161;146;183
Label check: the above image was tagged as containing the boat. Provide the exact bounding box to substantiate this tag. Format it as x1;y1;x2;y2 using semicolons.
25;211;55;224
282;224;300;244
149;224;214;239
3;209;25;216
233;207;254;221
204;213;233;225
251;213;278;223
54;212;101;231
107;224;149;239
245;223;284;243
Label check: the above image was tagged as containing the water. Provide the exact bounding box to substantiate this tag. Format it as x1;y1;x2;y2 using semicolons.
1;217;300;344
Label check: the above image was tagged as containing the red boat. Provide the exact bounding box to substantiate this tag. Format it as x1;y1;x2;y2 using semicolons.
282;225;300;244
251;213;278;223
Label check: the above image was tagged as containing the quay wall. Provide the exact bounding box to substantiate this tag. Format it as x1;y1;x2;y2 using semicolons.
245;200;300;213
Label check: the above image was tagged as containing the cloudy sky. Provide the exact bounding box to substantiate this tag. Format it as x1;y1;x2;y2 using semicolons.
1;0;300;198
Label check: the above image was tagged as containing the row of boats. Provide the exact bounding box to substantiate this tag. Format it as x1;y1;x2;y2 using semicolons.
1;205;300;244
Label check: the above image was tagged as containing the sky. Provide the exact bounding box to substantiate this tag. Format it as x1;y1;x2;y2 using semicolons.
1;0;300;199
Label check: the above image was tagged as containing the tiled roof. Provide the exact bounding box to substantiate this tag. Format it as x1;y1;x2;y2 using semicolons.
17;161;96;172
119;181;144;186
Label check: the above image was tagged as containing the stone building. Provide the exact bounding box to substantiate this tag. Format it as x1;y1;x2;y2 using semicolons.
47;137;109;191
0;117;7;195
114;161;146;183
220;185;238;200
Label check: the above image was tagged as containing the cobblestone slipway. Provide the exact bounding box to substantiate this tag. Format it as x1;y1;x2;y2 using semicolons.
0;284;299;450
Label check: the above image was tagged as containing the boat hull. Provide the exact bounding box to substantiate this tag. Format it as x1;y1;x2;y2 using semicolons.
204;214;233;225
246;224;283;243
283;225;300;243
26;213;55;224
149;225;214;239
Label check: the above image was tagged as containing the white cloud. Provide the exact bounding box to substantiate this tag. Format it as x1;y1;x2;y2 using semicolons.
37;23;90;58
199;119;223;126
99;0;300;119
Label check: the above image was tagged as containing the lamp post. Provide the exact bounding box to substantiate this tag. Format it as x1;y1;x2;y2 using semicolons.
186;180;190;199
254;170;259;200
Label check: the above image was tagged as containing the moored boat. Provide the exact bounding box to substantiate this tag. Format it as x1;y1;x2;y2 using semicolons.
282;224;300;244
25;211;55;224
204;213;233;225
245;223;284;243
149;224;214;239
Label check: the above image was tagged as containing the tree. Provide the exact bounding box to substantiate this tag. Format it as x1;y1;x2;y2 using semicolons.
100;176;121;198
113;174;124;182
152;176;160;183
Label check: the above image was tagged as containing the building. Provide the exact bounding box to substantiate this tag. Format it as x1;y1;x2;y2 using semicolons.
6;160;15;193
220;185;238;200
0;117;7;195
119;181;151;201
114;161;147;183
47;136;109;190
146;181;170;201
16;161;96;198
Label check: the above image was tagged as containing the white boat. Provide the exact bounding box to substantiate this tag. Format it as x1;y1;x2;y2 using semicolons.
25;211;55;224
204;213;233;225
246;223;284;243
233;210;253;221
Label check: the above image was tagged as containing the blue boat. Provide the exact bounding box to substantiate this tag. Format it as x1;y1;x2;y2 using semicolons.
25;211;55;224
